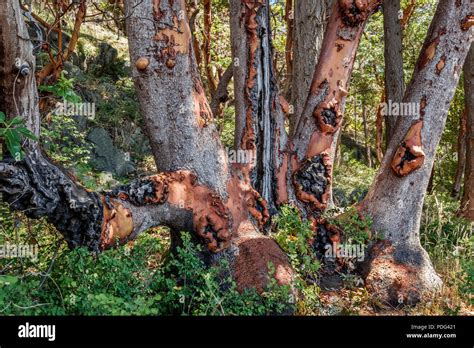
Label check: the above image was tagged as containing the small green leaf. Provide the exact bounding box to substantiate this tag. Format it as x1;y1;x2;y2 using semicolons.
9;117;24;126
16;127;38;141
0;111;5;123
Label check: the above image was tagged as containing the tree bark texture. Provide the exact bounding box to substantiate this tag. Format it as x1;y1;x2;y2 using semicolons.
359;0;472;305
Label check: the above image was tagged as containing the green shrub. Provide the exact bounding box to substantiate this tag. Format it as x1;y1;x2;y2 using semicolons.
0;229;293;316
273;205;320;281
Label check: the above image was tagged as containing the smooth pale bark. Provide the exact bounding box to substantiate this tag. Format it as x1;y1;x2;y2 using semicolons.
359;0;472;305
461;45;474;221
383;0;405;146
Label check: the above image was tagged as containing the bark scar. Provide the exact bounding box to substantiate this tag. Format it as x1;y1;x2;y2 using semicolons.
294;153;332;211
391;120;425;177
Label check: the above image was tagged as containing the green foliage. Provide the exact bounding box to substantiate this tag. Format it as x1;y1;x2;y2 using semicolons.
0;229;293;316
333;207;373;245
0;111;38;160
273;205;320;280
41;113;91;168
39;72;82;103
421;193;472;265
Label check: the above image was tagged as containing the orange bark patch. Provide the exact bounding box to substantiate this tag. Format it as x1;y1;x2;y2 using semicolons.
106;171;232;252
192;77;213;127
100;197;134;249
135;57;150;71
153;0;191;68
158;171;232;252
418;28;446;70
391;120;425;177
461;15;474;31
314;98;343;134
435;55;446;75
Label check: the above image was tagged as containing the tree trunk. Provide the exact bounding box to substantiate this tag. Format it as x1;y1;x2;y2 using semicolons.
452;109;467;199
359;0;472;305
289;0;332;133
375;91;386;163
383;0;405;146
291;0;381;220
362;101;372;168
203;0;217;96
461;44;474;221
284;0;293;98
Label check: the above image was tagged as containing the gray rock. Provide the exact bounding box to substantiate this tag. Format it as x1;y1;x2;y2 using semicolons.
87;128;135;177
63;61;84;79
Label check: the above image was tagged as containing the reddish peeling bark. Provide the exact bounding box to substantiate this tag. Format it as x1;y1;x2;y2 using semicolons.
390;120;425;177
230;0;288;212
1;0;471;307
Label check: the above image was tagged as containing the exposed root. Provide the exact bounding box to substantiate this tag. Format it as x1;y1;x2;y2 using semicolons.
391;120;425;177
231;234;294;293
294;153;332;211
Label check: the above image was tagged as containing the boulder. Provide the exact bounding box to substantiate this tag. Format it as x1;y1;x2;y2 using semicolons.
87;128;135;177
